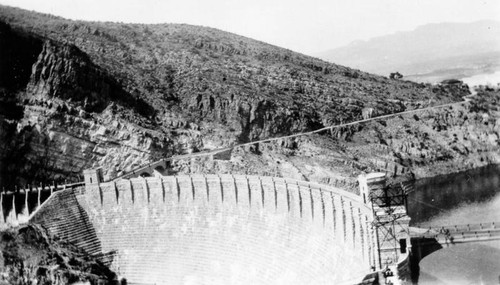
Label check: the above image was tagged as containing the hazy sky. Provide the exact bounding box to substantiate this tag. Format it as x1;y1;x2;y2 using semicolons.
1;0;499;54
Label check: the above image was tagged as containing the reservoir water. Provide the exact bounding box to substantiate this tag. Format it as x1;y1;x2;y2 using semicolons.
408;164;500;284
462;71;500;87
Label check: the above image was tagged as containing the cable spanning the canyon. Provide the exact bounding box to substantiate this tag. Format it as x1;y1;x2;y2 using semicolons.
239;96;473;147
116;94;476;180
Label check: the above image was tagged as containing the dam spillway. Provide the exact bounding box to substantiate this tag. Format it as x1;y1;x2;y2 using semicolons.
4;175;375;284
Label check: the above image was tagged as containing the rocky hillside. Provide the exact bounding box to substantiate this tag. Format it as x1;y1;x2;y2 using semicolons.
1;5;496;191
0;225;116;284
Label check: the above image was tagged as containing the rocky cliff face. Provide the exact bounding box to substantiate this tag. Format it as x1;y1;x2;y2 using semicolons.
0;24;172;186
0;6;497;192
171;90;500;191
347;92;500;178
0;225;116;284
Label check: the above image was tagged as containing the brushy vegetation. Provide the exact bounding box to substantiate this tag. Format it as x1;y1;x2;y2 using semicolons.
0;5;474;189
0;4;466;137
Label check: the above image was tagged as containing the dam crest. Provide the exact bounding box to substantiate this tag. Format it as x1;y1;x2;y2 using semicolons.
1;170;414;284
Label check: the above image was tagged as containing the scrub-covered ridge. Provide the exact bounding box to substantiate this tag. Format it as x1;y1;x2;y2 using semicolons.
0;5;497;192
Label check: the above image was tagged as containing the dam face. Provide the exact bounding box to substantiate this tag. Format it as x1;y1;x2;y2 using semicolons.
25;175;374;284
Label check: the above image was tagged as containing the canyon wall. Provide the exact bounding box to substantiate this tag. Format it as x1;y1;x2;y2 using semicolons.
0;22;175;187
1;7;480;193
345;97;500;178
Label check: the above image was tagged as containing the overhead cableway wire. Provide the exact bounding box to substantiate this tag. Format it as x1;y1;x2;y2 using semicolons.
119;94;477;179
406;197;449;214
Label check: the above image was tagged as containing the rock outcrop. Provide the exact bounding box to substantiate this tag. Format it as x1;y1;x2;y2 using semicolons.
345;92;500;178
0;24;172;186
0;5;497;193
0;224;116;284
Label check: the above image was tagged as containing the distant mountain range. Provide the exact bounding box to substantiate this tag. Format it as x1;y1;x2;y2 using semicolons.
1;5;466;187
316;20;500;83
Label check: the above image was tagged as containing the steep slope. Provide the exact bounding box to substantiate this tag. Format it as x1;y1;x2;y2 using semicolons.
316;21;500;81
0;225;116;284
0;5;490;192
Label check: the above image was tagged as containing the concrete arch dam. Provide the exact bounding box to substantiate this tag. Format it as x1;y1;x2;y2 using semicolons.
29;175;375;284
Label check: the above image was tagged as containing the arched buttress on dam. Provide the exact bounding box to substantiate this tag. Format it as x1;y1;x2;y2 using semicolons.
1;186;56;229
27;174;376;285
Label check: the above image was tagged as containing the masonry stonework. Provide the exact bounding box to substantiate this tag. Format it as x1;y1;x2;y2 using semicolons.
74;174;374;284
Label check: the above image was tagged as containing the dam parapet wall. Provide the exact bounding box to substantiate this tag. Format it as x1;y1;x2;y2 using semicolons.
75;174;375;284
0;183;83;229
